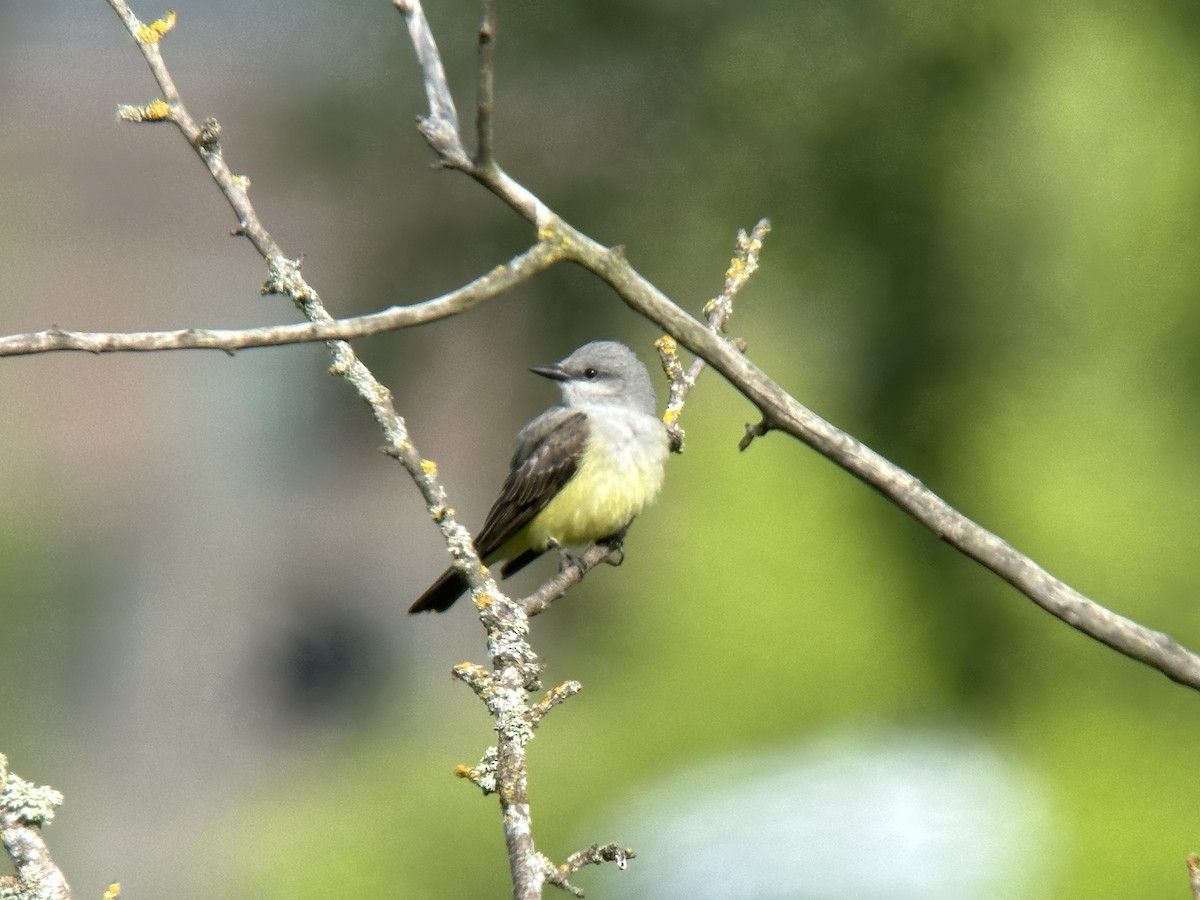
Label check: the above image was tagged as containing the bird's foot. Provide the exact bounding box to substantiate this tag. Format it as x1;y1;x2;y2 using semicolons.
550;541;584;576
599;528;627;567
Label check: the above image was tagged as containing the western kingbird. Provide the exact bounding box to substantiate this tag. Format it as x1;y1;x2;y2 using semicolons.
409;340;669;613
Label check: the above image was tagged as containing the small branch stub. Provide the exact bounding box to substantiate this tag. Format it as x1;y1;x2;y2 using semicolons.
530;680;582;728
739;417;773;452
116;98;174;122
455;748;499;795
194;117;222;153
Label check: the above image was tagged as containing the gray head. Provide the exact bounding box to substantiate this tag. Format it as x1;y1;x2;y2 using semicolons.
530;340;658;416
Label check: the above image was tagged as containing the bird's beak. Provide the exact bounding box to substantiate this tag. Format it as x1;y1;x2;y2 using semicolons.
529;362;570;381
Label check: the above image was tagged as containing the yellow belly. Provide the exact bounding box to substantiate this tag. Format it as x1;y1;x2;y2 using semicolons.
524;428;667;548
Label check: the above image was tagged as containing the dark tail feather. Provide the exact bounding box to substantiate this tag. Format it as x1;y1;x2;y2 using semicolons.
499;548;544;579
409;568;470;613
410;546;549;613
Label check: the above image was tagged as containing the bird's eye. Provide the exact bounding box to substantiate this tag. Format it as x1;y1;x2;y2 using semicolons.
584;367;598;379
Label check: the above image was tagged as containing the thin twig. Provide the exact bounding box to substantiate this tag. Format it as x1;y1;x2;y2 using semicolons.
393;0;468;168
395;0;551;226
520;539;625;617
529;681;583;728
475;0;497;167
548;843;635;896
654;216;768;451
0;241;564;357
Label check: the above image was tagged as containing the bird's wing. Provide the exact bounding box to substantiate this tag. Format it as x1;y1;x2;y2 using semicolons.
472;407;589;559
408;408;588;614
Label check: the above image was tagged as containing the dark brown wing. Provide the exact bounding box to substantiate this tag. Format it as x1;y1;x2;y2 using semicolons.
473;408;589;557
408;408;588;613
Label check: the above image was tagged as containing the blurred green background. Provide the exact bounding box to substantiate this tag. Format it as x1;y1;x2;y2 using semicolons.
3;1;1200;897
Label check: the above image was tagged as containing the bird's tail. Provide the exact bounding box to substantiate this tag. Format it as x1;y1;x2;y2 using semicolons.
408;568;470;613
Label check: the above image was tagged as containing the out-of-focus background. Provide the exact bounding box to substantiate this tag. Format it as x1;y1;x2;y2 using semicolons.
3;2;1200;897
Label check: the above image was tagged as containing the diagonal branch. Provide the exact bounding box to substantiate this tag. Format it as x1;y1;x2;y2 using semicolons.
103;0;489;591
519;538;626;617
393;0;1200;692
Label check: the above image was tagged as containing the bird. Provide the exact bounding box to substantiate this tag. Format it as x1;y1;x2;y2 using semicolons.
409;340;669;613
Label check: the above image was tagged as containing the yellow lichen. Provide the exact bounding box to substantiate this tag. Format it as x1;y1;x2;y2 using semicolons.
420;459;438;477
118;99;174;123
136;11;176;44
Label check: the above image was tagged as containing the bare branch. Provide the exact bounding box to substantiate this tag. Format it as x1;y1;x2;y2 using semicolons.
738;417;774;452
475;0;498;167
519;538;626;617
547;843;635;896
467;594;551;900
105;4;278;259
529;680;583;728
393;0;551;225
0;241;563;357
703;217;769;335
392;0;468;168
0;755;72;900
655;217;768;451
454;748;499;794
586;236;1200;691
